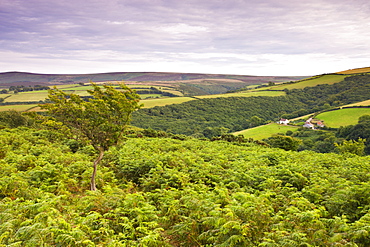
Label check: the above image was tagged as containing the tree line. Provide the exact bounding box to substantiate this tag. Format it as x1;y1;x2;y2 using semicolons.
1;85;50;94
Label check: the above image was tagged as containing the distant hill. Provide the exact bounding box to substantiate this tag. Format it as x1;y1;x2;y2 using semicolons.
0;71;306;87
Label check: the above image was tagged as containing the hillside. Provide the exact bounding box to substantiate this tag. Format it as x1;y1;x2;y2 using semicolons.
234;123;300;140
132;74;370;135
336;66;370;74
1;127;370;246
0;71;305;90
316;107;370;128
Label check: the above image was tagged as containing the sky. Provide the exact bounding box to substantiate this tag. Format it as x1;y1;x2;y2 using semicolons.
0;0;369;76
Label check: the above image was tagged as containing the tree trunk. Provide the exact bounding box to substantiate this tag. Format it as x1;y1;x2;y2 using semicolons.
90;148;104;191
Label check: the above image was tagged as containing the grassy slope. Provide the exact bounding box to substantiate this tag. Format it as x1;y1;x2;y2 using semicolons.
196;90;285;99
316;108;370;128
234;123;300;140
252;74;348;92
336;66;370;74
0;104;38;111
233;106;370;139
141;97;196;108
4;91;49;102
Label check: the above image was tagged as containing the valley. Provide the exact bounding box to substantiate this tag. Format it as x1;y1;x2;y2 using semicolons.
0;67;370;246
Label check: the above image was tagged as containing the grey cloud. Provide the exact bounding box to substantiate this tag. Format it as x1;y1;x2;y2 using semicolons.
0;0;369;74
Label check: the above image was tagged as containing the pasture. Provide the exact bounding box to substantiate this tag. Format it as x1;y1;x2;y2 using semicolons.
0;104;38;111
254;74;348;91
196;90;285;99
4;91;49;102
234;123;299;140
141;97;196;108
316;108;370;128
336;67;370;74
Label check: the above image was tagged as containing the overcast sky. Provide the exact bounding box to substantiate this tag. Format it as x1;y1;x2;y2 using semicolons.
0;0;369;76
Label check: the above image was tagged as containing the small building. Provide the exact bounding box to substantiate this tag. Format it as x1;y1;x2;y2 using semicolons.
303;122;314;129
317;121;325;128
279;119;290;125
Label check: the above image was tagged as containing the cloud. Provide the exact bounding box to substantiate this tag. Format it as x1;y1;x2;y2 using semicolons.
0;0;369;75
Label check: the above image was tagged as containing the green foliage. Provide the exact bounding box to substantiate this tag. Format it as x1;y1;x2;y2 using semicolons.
335;138;366;156
41;82;142;151
264;135;302;151
336;114;370;155
40;82;142;190
0;110;33;128
1;127;370;246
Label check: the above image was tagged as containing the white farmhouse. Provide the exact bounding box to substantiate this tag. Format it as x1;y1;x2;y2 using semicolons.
279;119;290;125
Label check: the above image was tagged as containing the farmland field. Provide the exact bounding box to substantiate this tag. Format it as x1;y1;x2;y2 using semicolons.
316;108;370;128
253;74;348;91
4;91;49;102
234;123;300;140
344;99;370;107
336;66;370;74
0;104;38;111
197;90;285;99
141;97;196;108
139;94;162;99
55;84;80;89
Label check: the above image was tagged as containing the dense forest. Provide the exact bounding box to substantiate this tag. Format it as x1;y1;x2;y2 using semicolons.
1;124;370;246
132;74;370;137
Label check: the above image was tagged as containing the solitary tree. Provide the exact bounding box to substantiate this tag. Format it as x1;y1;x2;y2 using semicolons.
41;82;142;190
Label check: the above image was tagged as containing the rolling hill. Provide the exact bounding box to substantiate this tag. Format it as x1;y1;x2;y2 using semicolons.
1;67;370;246
0;71;306;88
336;66;370;74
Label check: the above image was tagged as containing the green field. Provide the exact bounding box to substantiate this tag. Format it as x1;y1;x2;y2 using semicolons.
65;85;97;91
234;123;300;140
0;104;38;111
252;74;348;92
140;94;163;99
316;108;370;128
55;84;80;89
197;90;285;99
4;91;49;102
336;66;370;74
141;97;196;108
